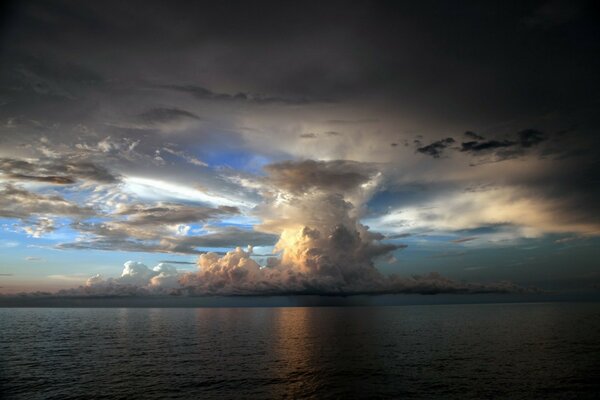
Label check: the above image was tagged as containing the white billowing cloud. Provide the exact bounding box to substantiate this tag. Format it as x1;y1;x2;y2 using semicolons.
85;274;104;286
81;261;181;294
119;261;158;285
149;263;180;289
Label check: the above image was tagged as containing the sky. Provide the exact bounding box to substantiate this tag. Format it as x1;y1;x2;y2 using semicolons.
0;0;599;297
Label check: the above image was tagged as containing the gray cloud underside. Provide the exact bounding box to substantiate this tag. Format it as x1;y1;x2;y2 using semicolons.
0;184;95;220
138;107;201;123
57;226;278;255
264;160;377;194
0;157;119;184
113;203;239;226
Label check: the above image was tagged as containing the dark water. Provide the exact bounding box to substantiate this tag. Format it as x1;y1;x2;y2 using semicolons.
1;303;599;399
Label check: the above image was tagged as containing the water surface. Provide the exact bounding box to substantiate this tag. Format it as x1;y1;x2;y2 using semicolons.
1;303;599;399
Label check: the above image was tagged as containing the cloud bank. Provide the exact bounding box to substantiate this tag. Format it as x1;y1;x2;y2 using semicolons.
56;160;531;296
49;252;529;297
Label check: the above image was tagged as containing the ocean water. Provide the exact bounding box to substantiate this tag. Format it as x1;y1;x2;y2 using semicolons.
1;303;599;399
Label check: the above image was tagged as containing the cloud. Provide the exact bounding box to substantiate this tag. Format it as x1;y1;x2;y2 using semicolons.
46;200;255;254
326;119;378;125
525;0;582;28
417;138;455;158
414;129;549;160
0;157;119;185
23;217;55;238
464;131;485;140
58;224;276;255
0;184;96;220
460;139;515;152
517;129;546;148
160;227;278;254
162;147;208;167
451;237;478;244
113;203;239;227
139;107;200;124
158;84;318;105
64;251;530;297
460;129;547;155
178;160;405;294
0;184;99;238
57;261;183;296
263;160;377;195
21;157;536;296
386;233;412;239
365;183;600;240
158;260;196;265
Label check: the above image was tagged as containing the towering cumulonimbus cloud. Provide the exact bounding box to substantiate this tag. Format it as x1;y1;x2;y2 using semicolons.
177;160;405;294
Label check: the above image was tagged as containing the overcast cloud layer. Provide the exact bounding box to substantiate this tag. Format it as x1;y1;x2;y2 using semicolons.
0;0;599;296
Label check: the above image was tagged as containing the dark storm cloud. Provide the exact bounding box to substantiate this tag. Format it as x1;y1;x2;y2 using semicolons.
459;129;548;155
158;84;318;105
417;138;455;158
464;131;485;140
414;128;550;159
3;0;599;118
0;52;105;100
517;129;546;148
326;119;379;125
518;162;600;228
138;108;200;124
460;139;515;152
525;0;583;28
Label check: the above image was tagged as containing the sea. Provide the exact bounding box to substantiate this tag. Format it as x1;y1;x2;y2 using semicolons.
1;302;599;399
